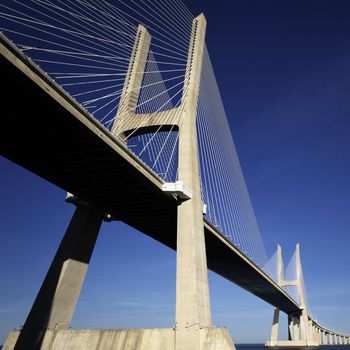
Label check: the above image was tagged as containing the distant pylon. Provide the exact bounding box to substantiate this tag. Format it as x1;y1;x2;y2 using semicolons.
266;243;318;347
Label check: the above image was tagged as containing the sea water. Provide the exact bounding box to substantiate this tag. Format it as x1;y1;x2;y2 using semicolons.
237;345;350;350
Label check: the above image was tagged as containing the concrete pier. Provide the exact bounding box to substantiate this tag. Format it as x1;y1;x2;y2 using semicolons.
266;244;318;347
8;203;104;350
174;14;215;350
111;12;235;350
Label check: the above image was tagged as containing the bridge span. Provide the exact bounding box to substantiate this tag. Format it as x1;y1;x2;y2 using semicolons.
0;2;349;348
0;33;299;316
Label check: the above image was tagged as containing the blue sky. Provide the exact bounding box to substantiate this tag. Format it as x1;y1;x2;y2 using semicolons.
1;0;350;344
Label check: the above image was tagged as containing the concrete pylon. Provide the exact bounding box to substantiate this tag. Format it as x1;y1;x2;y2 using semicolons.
267;245;283;345
9;201;104;350
266;244;319;347
295;243;316;345
174;14;214;350
111;13;235;350
111;24;151;139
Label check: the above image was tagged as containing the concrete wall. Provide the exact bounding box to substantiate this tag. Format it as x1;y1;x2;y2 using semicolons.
3;328;235;350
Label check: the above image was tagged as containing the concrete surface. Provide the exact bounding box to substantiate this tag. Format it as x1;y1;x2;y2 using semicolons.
3;328;235;350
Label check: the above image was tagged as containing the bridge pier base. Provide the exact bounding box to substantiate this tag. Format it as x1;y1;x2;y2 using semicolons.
3;328;235;350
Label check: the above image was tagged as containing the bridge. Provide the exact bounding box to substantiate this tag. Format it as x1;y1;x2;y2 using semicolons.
0;1;348;349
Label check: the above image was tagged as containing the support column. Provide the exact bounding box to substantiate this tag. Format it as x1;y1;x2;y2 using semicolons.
324;332;328;345
295;244;313;344
293;315;300;341
330;334;334;345
312;323;316;343
268;245;283;345
288;314;294;341
175;14;212;350
270;308;280;344
13;203;104;350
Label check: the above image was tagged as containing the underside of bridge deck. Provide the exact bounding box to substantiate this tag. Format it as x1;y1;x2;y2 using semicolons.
0;35;300;315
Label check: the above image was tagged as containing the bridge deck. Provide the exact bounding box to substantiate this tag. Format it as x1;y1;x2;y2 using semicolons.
0;34;300;315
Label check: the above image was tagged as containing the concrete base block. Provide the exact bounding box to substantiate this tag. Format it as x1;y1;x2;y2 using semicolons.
265;340;319;348
3;331;20;350
199;327;236;349
3;327;235;350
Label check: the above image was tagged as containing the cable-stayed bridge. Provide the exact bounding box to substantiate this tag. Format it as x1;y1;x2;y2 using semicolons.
0;1;348;349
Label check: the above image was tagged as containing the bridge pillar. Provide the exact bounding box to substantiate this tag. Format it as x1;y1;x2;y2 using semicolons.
266;245;283;346
9;201;104;350
295;244;317;346
314;325;318;343
111;12;234;350
323;331;328;345
174;13;221;350
266;244;320;347
293;315;300;341
269;308;280;344
111;24;151;138
288;314;293;340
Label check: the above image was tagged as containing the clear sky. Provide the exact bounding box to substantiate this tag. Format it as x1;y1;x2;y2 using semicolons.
1;0;350;345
